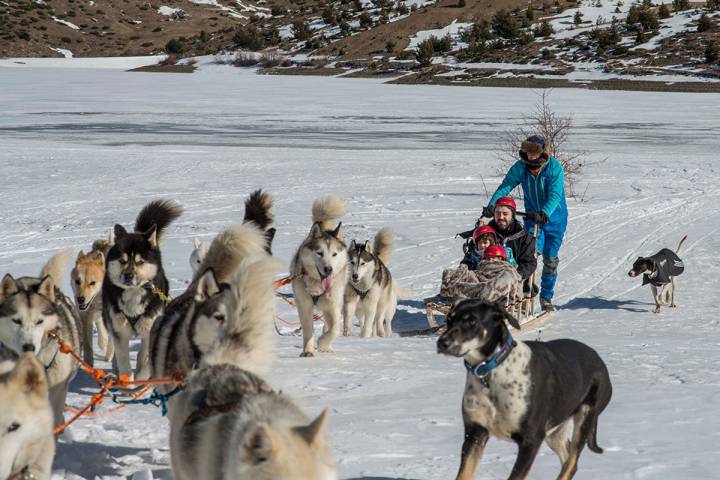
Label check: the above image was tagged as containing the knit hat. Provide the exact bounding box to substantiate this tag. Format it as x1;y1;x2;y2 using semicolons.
519;135;550;167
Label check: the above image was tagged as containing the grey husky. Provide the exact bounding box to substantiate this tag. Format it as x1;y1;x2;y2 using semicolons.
343;227;402;338
169;241;337;480
291;195;349;357
0;250;80;429
150;190;276;390
102;200;182;380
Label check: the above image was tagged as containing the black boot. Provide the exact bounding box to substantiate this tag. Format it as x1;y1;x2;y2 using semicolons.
540;297;556;312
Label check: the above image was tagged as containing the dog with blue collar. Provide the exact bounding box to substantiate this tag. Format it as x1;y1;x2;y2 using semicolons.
437;299;613;480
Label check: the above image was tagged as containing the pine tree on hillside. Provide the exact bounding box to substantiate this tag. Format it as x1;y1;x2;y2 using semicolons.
658;3;671;18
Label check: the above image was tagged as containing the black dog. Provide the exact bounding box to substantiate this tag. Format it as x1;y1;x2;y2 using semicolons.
437;299;612;480
628;236;686;314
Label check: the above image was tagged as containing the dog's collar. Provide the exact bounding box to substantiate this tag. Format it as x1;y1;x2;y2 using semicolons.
350;283;370;299
464;335;515;381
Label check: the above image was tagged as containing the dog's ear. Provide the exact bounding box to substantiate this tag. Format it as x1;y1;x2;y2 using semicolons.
329;222;342;239
349;239;357;252
114;224;127;242
195;269;220;303
37;275;56;303
193;238;202;249
294;409;330;446
76;250;86;262
264;228;276;254
92;250;105;264
493;300;520;330
0;273;19;301
11;353;49;396
240;424;274;465
310;222;323;239
144;224;158;246
107;228;115;245
363;240;373;254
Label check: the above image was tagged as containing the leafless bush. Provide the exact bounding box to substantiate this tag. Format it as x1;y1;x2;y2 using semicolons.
497;90;599;197
233;52;260;66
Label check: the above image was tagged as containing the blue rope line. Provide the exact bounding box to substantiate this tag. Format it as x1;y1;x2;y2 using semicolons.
111;386;184;416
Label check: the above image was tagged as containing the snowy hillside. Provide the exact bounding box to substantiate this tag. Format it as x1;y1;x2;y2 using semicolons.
1;66;720;479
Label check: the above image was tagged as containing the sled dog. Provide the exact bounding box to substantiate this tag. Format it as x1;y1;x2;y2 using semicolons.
437;299;612;480
103;200;182;380
169;249;337;480
150;190;276;387
343;227;401;337
290;196;349;357
628;235;686;314
0;250;80;429
0;353;55;480
71;236;114;366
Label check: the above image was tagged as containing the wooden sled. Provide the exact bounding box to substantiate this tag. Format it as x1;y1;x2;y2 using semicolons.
400;294;552;338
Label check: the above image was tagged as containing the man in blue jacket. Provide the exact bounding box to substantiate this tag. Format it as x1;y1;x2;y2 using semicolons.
483;135;568;311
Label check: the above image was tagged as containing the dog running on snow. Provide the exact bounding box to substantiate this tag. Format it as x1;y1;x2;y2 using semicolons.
628;235;686;314
290;195;349;357
102;199;182;381
437;299;612;480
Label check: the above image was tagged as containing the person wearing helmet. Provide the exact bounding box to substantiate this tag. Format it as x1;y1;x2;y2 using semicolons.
486;196;537;291
460;225;498;270
483;244;507;263
483;136;568;312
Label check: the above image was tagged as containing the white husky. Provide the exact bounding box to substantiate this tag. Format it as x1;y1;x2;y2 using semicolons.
290;196;349;357
344;227;402;338
0;251;80;429
0;353;55;480
169;250;337;480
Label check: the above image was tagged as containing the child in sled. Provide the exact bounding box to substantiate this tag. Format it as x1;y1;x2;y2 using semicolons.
440;242;522;304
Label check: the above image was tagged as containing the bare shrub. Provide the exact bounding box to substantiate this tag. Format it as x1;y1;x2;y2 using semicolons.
497;90;598;197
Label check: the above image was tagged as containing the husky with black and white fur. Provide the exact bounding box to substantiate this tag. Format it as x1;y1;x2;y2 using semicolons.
103;200;182;381
343;227;402;338
290;196;349;357
437;299;612;480
0;250;80;429
150;190;276;390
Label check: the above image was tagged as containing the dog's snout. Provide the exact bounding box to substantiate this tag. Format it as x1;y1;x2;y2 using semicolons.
324;266;333;276
22;343;35;352
352;273;359;282
437;335;451;353
77;296;86;305
628;270;636;277
123;272;134;283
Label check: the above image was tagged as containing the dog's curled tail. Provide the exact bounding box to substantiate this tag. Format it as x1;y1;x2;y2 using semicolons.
312;195;346;231
675;235;688;256
243;189;274;230
373;227;394;266
134;199;183;240
203;254;281;375
40;249;72;288
197;223;269;284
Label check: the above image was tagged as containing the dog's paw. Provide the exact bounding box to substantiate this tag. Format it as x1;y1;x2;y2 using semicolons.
654;308;662;314
342;329;352;337
299;351;315;358
317;345;334;353
670;303;678;308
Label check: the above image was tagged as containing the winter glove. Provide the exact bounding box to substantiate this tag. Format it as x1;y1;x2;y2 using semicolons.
526;211;549;224
481;205;494;218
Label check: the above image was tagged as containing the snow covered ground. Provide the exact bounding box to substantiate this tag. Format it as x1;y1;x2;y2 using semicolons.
1;66;720;479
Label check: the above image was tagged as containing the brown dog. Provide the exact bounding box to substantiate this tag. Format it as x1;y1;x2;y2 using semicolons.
71;239;113;366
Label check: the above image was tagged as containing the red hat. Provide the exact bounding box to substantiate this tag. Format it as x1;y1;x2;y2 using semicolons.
472;225;497;243
495;197;516;212
483;244;507;260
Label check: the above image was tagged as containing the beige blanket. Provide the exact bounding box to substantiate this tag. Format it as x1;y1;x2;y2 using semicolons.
440;261;522;303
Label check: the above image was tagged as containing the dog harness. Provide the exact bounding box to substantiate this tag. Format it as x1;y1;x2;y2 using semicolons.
349;283;370;300
464;335;515;387
642;249;684;287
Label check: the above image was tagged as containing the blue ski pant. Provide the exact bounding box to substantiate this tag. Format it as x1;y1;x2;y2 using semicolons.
524;218;567;301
